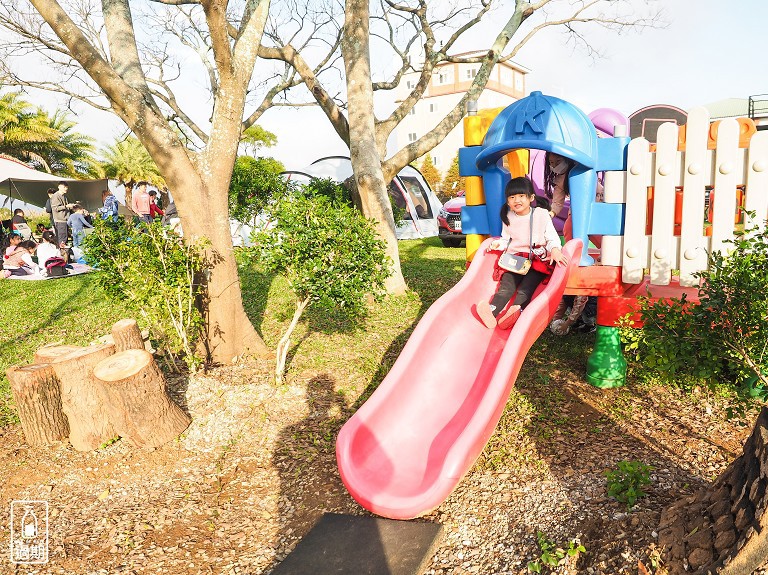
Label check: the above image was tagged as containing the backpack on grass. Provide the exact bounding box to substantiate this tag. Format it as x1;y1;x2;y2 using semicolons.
45;256;68;277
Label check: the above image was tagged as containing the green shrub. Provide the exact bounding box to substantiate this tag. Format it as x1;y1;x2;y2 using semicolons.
527;531;585;573
621;221;768;392
82;218;209;369
605;460;653;510
228;155;286;225
249;180;390;383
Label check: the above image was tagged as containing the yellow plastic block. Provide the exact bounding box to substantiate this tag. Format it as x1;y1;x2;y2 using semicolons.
506;149;529;178
465;234;487;262
463;107;505;147
465;177;484;205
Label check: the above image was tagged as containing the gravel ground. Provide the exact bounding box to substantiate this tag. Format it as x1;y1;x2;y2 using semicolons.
0;348;766;575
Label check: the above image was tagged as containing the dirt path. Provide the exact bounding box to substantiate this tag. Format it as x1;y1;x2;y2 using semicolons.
0;350;764;575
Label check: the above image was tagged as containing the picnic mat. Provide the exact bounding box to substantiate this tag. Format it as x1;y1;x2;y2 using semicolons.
6;263;93;280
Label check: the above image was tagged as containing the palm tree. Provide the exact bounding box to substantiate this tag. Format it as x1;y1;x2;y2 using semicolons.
39;110;103;178
0;92;61;169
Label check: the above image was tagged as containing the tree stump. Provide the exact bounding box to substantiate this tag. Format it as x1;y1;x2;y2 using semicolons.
6;364;69;446
658;407;768;574
111;319;145;352
52;344;117;451
93;349;190;448
33;345;84;364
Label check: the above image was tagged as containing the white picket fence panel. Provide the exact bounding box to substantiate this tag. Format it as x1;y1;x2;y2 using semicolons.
606;106;768;287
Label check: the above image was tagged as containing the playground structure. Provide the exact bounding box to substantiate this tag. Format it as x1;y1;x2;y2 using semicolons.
336;92;768;521
462;92;768;388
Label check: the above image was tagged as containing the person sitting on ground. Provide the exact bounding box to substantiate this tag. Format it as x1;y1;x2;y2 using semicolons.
3;231;23;261
67;204;94;248
2;240;39;277
148;190;164;220
476;177;568;330
36;230;61;275
33;223;49;242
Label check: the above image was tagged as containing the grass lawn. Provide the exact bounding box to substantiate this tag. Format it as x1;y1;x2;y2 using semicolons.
0;237;468;427
0;274;134;425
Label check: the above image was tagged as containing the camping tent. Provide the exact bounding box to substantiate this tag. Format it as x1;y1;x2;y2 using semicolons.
0;155;109;213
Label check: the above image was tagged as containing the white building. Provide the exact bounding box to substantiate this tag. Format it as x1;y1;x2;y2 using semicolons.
390;53;529;190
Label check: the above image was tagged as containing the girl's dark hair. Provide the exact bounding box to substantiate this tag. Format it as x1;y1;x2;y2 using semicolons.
19;240;37;250
42;230;57;244
500;177;535;225
543;152;575;200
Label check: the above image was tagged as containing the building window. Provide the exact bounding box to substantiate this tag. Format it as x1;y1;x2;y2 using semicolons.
500;67;513;86
466;67;477;80
429;103;438;113
409;106;417;116
437;70;453;85
433;156;441;167
406;79;415;90
408;132;417;143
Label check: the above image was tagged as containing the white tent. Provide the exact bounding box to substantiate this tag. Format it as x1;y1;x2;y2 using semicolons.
0;155;109;213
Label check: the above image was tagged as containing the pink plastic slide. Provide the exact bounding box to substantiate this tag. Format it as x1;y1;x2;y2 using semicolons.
336;239;583;519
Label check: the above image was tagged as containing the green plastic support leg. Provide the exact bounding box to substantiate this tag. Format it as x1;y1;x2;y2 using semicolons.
586;326;627;389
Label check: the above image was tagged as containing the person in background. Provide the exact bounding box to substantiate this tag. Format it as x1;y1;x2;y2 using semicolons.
99;189;119;222
1;239;39;277
44;188;56;229
67;204;94;247
36;230;60;273
51;181;75;246
131;181;152;223
2;231;23;262
148;190;164;220
11;209;27;225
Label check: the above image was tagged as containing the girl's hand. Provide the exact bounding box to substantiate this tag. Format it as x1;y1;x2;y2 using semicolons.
487;239;503;252
548;247;568;267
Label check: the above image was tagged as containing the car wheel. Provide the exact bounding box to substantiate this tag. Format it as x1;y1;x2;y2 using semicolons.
441;238;461;248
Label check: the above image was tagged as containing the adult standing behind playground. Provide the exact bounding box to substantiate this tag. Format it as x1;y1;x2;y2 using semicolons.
131;181;152;223
50;181;75;246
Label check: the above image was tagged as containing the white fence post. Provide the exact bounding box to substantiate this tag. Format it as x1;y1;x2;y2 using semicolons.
745;131;768;234
649;122;681;285
679;108;710;287
710;119;740;257
622;138;652;284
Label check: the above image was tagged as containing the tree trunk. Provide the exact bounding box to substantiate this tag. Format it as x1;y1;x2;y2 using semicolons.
93;349;190;448
6;364;69;446
658;406;768;574
34;345;85;364
342;0;406;295
52;344;117;451
177;177;269;364
111;318;145;352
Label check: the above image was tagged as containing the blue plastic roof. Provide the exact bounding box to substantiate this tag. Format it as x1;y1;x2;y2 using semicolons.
476;91;599;170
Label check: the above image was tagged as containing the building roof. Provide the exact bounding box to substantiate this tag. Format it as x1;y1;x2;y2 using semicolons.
703;96;768;119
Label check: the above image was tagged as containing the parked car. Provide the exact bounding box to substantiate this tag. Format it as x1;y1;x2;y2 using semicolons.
282;156;443;241
438;191;465;247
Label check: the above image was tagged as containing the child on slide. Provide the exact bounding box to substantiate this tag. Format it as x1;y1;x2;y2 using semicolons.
477;177;568;330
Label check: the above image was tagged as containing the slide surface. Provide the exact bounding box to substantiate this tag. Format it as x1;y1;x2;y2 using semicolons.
336;239;583;519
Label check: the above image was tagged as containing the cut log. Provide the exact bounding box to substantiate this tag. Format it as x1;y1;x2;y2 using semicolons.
6;364;69;446
111;319;145;352
33;345;84;364
52;344;117;451
93;349;190;448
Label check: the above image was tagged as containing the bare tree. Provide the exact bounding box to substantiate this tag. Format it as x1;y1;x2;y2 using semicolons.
264;0;662;292
0;0;276;364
